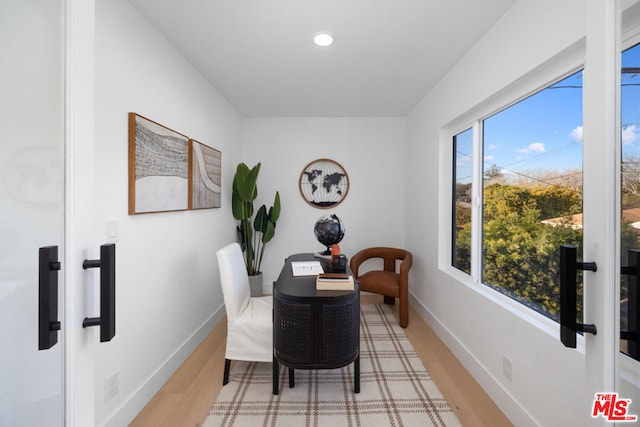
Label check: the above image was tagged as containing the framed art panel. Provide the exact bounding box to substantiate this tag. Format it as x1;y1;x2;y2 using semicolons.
128;113;190;214
189;139;222;209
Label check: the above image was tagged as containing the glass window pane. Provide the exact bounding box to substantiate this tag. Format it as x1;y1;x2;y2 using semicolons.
620;43;640;360
453;128;473;274
481;71;584;322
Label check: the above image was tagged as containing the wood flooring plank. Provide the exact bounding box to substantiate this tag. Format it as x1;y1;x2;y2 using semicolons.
129;392;182;427
162;322;226;394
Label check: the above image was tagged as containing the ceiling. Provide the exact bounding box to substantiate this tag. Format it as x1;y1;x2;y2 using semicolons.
128;0;515;117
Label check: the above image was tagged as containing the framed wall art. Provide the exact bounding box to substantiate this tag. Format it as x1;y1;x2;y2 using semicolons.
299;158;350;208
189;139;222;209
128;113;190;214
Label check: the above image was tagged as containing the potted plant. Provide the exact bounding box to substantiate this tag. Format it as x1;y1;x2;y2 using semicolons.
232;162;281;296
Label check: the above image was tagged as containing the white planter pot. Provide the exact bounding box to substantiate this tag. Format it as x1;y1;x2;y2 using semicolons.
249;273;263;297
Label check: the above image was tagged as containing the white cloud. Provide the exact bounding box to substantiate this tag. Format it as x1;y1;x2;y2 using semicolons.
570;125;583;143
517;142;545;154
623;124;638;145
487;144;498;150
484;155;494;161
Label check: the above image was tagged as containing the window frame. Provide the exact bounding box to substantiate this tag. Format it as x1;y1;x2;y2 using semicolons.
439;45;586;340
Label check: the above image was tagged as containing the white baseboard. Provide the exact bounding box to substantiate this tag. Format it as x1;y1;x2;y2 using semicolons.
101;306;226;427
408;292;539;427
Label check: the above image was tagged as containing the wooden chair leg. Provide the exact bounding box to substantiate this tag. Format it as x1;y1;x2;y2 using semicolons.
399;297;408;328
289;368;295;388
223;359;231;385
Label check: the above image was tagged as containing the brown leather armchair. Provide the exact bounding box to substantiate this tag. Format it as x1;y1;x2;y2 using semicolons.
350;247;413;327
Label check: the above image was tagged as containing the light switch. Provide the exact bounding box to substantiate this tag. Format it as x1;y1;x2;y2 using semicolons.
106;220;119;243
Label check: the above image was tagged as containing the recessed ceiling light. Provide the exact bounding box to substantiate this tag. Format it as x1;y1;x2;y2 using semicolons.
313;33;334;47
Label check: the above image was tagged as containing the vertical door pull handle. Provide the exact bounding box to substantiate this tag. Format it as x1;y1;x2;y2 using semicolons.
39;246;61;350
621;249;640;359
82;243;116;342
560;245;597;348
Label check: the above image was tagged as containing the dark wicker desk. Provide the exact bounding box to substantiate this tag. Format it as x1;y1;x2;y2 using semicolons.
272;253;360;395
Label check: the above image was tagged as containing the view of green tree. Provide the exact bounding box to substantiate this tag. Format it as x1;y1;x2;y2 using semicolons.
455;169;640;323
455;182;585;320
482;183;583;320
622;156;640;210
454;219;471;273
484;164;503;181
529;186;582;220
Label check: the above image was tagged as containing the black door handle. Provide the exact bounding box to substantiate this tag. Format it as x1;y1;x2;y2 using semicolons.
560;245;597;348
82;243;116;342
621;249;640;359
39;246;61;350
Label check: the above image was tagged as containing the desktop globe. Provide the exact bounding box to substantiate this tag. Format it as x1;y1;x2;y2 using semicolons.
314;214;345;255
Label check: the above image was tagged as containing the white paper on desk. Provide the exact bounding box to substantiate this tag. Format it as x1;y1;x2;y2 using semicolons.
291;261;324;276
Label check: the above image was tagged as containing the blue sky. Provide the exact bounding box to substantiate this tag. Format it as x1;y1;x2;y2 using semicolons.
483;71;583;176
456;43;640;185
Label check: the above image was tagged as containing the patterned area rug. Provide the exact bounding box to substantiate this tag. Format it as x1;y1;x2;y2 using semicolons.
204;304;461;427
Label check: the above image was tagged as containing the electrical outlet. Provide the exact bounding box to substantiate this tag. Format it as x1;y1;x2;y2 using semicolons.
105;372;119;403
502;356;512;381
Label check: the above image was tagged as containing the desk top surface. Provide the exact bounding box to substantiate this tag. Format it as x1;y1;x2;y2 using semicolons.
274;253;359;299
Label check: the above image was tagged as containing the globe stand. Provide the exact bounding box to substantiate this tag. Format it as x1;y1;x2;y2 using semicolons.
314;248;332;260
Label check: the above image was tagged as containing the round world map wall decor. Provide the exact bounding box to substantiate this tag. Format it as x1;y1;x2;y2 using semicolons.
299;158;350;208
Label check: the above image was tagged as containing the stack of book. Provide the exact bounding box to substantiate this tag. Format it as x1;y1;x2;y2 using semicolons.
315;273;354;290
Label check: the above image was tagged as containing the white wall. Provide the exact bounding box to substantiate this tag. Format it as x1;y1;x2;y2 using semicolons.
94;0;242;425
243;117;406;291
406;1;588;426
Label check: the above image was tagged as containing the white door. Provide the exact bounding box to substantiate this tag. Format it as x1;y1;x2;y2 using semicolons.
564;1;640;425
616;6;640;423
0;0;66;425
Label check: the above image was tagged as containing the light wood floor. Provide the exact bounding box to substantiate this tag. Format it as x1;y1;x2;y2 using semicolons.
130;295;513;427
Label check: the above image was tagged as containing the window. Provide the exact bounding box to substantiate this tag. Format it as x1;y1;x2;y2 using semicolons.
451;71;584;322
452;128;473;275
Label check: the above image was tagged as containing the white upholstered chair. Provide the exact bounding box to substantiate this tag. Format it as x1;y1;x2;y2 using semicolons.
216;242;273;385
